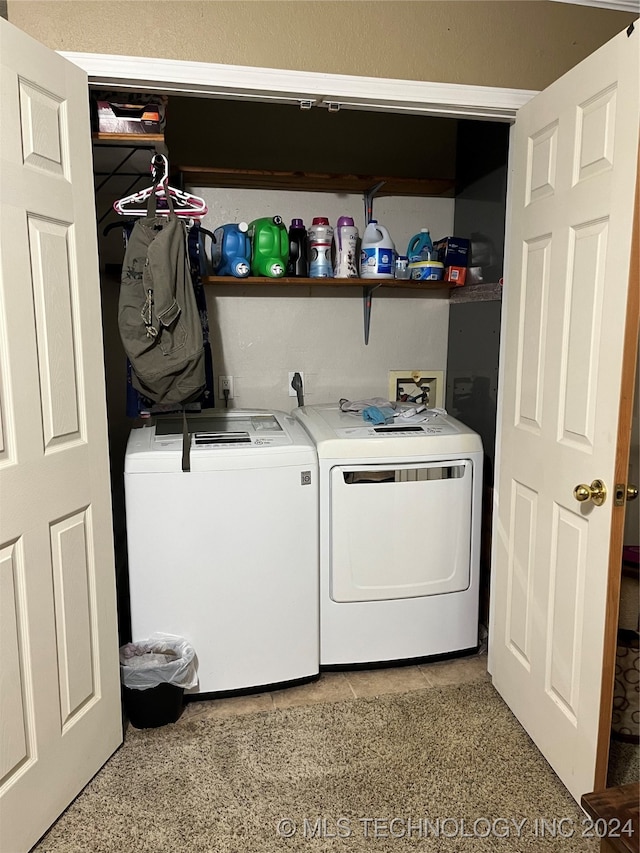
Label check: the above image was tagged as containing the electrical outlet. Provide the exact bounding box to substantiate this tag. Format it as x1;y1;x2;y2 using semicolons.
388;370;444;407
289;371;304;397
219;376;233;399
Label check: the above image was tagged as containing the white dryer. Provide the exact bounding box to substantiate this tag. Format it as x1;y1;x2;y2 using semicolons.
293;404;483;665
124;409;319;694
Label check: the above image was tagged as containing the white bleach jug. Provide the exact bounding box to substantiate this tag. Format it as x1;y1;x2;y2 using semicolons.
360;220;395;279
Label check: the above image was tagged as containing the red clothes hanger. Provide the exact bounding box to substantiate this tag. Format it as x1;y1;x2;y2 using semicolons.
113;154;208;218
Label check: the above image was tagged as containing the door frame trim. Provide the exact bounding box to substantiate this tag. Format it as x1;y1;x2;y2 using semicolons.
69;47;634;793
59;51;538;121
594;157;640;791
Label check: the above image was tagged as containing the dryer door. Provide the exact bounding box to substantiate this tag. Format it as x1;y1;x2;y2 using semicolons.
329;459;473;602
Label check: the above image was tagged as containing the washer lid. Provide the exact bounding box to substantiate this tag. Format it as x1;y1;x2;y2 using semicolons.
155;412;287;445
125;409;317;473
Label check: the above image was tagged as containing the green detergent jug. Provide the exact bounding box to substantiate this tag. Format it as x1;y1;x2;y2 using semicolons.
249;216;289;278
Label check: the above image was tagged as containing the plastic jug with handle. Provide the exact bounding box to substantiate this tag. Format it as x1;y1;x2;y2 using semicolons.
211;222;251;278
248;216;289;278
360;220;395;279
407;228;435;262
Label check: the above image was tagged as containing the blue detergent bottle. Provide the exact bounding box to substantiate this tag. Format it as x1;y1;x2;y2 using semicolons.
211;222;251;277
407;228;435;262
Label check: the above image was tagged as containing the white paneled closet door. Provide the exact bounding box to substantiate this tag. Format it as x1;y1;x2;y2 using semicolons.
0;18;122;853
489;22;639;802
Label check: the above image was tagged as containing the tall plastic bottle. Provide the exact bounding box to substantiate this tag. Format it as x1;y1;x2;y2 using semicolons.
308;217;333;278
407;228;435;262
332;216;359;278
360;220;395;279
286;218;309;277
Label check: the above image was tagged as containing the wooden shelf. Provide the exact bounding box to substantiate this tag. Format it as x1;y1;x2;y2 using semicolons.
92;132;165;145
203;276;502;301
180;166;455;198
449;282;503;302
204;276;454;290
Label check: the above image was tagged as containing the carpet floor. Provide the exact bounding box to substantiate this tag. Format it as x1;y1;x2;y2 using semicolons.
35;681;600;852
608;739;640;787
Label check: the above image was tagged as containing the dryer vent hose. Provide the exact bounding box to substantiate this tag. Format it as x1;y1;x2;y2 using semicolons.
291;372;304;407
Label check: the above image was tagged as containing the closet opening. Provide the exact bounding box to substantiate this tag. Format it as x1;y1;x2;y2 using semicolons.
87;55;637;792
92;87;509;663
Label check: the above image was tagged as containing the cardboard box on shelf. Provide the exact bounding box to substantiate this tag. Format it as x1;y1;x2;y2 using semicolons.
444;266;466;286
95;100;166;135
434;236;470;269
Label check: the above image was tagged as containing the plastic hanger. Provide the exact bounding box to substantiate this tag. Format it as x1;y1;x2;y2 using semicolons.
113;154;208;218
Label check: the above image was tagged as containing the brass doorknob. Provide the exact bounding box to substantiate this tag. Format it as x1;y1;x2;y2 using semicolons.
627;484;639;501
573;479;607;506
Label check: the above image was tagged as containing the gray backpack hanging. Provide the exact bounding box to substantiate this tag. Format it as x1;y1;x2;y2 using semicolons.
118;183;205;406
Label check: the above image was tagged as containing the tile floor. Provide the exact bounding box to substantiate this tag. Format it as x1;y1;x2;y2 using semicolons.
179;653;490;723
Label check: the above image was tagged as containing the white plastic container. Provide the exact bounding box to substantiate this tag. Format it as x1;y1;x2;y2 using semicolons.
308;217;334;277
394;256;410;279
408;260;444;281
332;216;359;278
360;220;395;279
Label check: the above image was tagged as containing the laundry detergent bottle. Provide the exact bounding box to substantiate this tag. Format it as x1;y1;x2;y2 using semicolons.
249;216;289;278
407;228;435;262
286;218;309;277
360;220;395;279
332;216;359;278
308;217;333;278
211;222;251;277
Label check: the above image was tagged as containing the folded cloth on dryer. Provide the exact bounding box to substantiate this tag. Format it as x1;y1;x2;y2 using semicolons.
362;405;396;425
339;397;397;414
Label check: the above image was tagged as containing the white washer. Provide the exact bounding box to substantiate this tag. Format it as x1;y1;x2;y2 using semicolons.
293;404;483;665
124;409;319;694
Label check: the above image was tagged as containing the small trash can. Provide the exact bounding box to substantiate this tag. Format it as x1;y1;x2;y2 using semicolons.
119;635;197;729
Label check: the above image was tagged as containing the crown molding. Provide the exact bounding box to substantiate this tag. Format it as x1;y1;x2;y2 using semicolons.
549;0;639;12
60;52;537;121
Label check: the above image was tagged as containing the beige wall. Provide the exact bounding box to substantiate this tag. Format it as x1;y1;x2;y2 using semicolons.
97;176;456;413
193;187;455;412
7;0;635;90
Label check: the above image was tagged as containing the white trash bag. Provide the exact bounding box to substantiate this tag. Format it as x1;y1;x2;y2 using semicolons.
119;634;197;691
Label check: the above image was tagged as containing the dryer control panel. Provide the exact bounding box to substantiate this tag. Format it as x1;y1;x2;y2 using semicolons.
334;416;460;439
293;404;483;461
